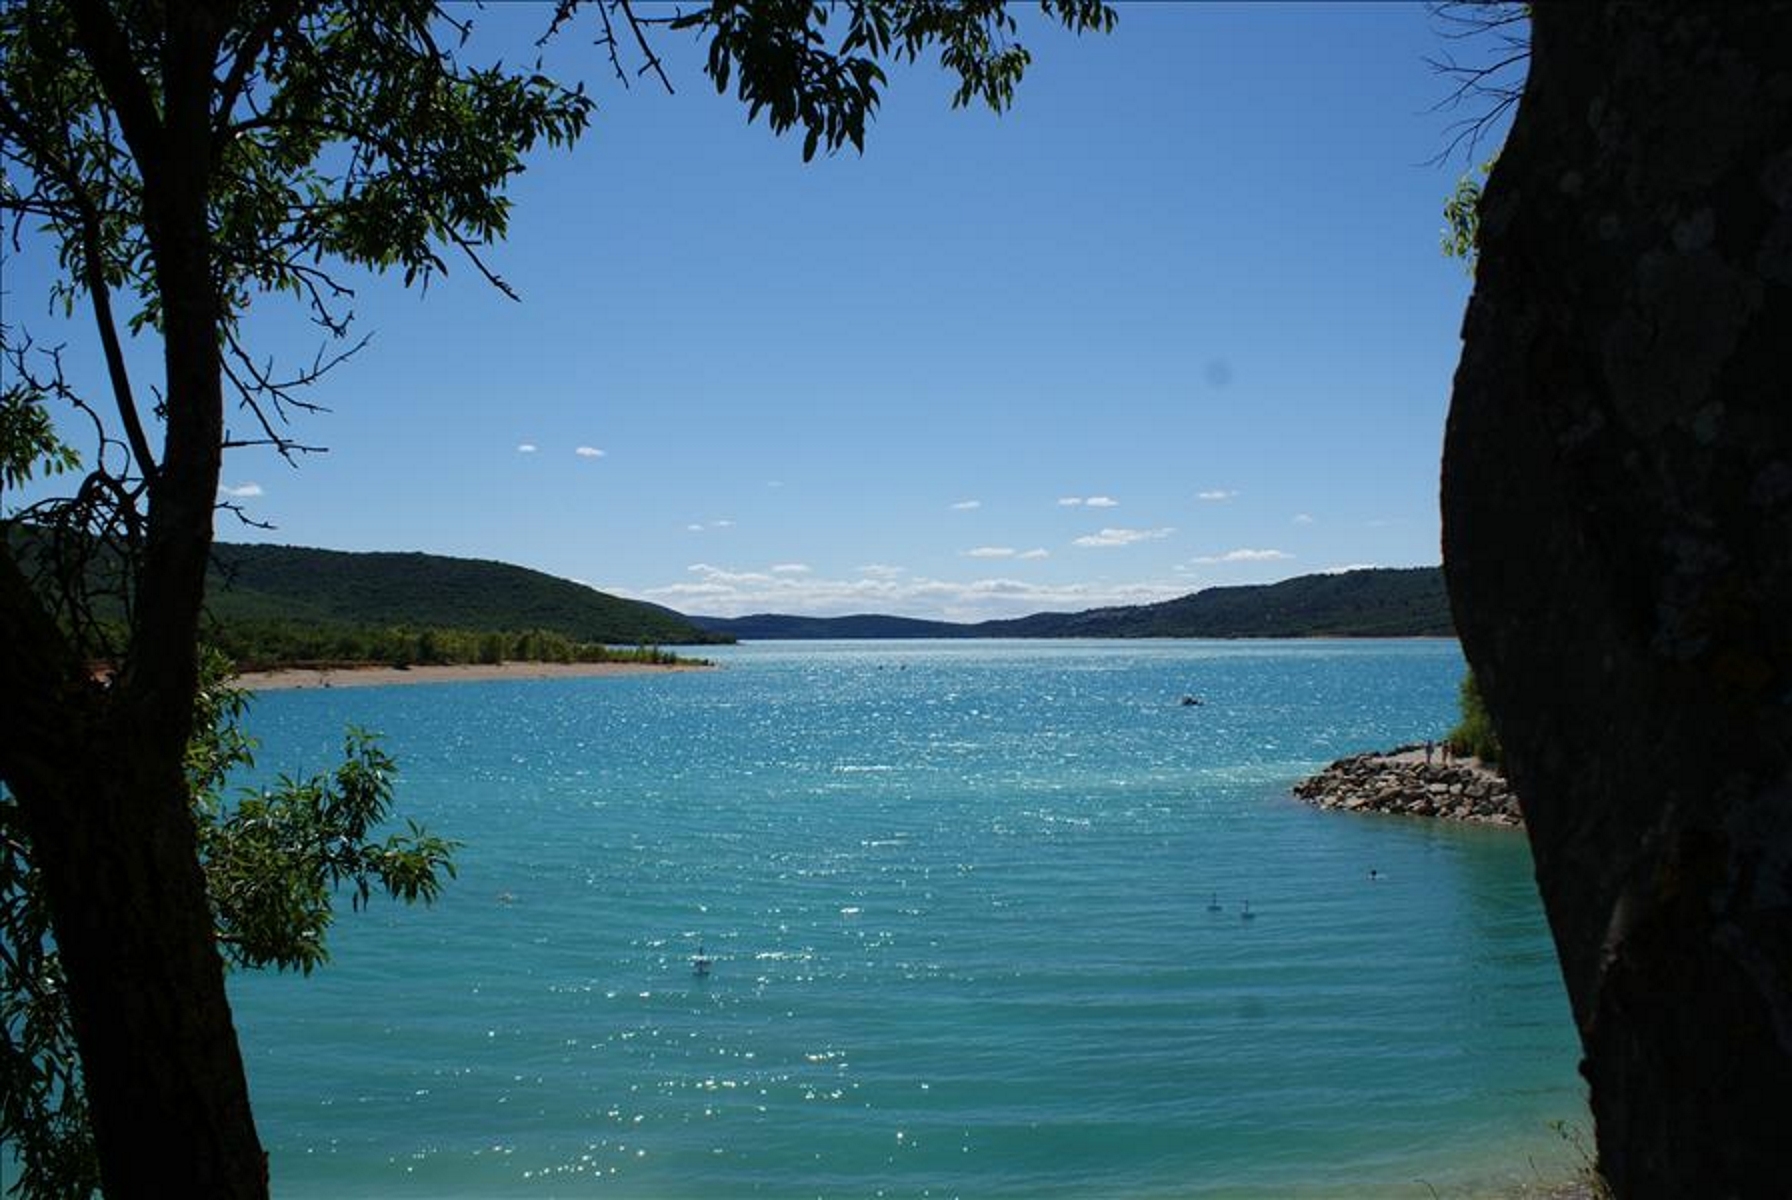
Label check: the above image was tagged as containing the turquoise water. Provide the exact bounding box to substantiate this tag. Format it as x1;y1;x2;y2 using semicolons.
228;640;1586;1198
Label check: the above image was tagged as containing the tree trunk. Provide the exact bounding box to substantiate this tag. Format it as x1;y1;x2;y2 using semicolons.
20;737;268;1199
1443;5;1792;1196
0;5;271;1195
2;506;268;1200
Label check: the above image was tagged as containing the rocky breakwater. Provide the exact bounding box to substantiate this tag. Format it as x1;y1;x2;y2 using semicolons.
1292;747;1522;827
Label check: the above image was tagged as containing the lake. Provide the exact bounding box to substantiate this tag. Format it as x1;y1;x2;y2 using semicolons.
228;639;1586;1198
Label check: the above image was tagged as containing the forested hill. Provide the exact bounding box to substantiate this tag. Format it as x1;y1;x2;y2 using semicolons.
983;566;1452;638
692;567;1452;640
199;545;1446;650
206;542;727;645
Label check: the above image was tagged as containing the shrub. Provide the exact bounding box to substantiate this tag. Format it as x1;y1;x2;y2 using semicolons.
1446;669;1502;766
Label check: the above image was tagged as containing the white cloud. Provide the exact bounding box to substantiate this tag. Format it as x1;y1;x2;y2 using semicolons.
687;519;736;532
950;499;982;511
633;563;1187;622
1073;526;1175;548
1190;548;1292;564
1018;548;1050;560
964;546;1017;559
858;563;905;578
1292;513;1315;524
1057;497;1084;507
771;563;811;574
575;446;605;458
712;519;735;528
515;443;538;454
218;482;263;499
684;562;770;584
686;524;706;532
1196;489;1238;502
1084;495;1119;508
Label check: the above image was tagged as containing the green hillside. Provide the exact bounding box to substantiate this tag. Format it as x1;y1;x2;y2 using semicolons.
986;567;1453;638
206;542;727;646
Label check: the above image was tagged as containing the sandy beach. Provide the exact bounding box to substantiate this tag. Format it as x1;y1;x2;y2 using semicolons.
235;660;712;691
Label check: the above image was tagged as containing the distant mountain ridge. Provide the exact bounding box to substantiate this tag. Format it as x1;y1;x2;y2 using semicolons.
201;544;1449;647
693;567;1451;640
206;542;728;645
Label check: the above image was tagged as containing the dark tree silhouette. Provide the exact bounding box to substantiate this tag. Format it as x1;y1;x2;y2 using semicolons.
0;3;1111;1195
1445;5;1792;1195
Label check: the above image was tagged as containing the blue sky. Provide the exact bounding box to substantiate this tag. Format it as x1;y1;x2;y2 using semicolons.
6;3;1509;621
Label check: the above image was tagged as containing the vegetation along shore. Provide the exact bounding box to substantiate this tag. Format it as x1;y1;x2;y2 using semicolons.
235;658;711;692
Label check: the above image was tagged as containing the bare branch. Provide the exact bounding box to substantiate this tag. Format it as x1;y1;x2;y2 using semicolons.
214;500;276;530
618;2;675;93
221;329;366;464
2;342;146;661
592;2;632;87
449;232;519;301
546;1;675;92
219;436;326;454
1424;2;1529;165
0;73;160;485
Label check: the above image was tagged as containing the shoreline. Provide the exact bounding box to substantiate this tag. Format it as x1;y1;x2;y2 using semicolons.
234;659;712;691
1293;744;1522;827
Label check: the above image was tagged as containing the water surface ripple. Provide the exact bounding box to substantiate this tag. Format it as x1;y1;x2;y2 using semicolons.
230;640;1584;1198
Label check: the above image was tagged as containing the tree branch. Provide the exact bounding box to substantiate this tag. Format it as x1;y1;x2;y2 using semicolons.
212;0;308;156
547;1;675;92
66;0;166;172
76;204;159;486
618;1;675;93
1424;2;1529;165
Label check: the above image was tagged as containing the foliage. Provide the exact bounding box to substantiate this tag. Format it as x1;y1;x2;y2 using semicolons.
663;0;1116;160
0;419;93;1200
189;652;459;974
0;3;1114;1193
1445;667;1502;766
3;0;596;346
208;617;708;671
1;651;457;1199
1441;154;1496;270
0;390;79;495
0;804;98;1200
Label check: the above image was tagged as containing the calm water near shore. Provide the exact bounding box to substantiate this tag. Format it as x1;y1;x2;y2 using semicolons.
229;639;1585;1198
